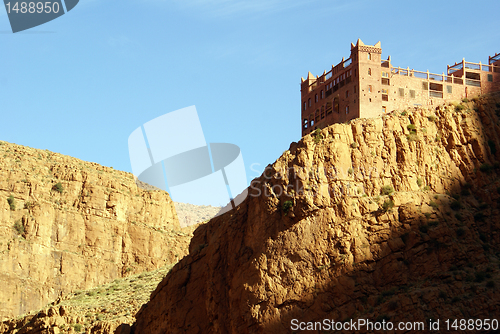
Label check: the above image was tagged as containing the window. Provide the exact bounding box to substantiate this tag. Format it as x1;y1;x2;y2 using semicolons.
346;90;349;98
326;102;332;114
422;82;428;90
410;89;416;98
381;88;388;94
399;88;404;97
446;85;452;94
346;106;349;114
354;69;357;77
320;90;324;99
368;68;372;76
308;98;312;106
303;101;306;111
321;106;325;119
382;106;387;113
368;85;373;93
488;74;493;82
368;53;371;60
303;119;308;129
333;97;339;113
382;71;389;78
310;120;314;126
315;94;318;102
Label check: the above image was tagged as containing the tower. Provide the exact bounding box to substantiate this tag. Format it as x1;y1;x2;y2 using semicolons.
349;39;384;119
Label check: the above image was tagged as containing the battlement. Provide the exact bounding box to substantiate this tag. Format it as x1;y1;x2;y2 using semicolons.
301;40;500;136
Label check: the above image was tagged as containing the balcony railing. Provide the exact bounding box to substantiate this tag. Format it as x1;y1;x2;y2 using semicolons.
465;79;481;87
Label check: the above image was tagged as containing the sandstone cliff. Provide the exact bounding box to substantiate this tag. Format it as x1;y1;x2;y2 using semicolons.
133;93;500;333
0;223;200;334
0;142;190;321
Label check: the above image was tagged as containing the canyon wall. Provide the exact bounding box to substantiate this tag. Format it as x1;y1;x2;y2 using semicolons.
133;93;500;333
0;142;189;320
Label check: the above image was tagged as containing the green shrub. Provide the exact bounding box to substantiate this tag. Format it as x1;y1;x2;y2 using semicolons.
282;200;293;215
24;201;35;210
473;212;485;222
407;124;416;131
427;115;436;122
429;220;439;227
13;220;24;235
52;182;64;193
423;185;430;191
195;243;207;252
488;140;497;155
429;201;439;209
417;178;423;187
312;129;323;144
450;200;462;211
381;199;394;212
455;104;465;111
7;195;15;211
406;133;418;141
479;163;493;174
376;314;391;323
350;142;358;149
474;271;486;283
73;324;82;332
380;185;394;196
400;111;407;116
462;98;469;103
348;168;354;176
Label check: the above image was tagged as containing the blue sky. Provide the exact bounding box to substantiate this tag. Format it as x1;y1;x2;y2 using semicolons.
1;0;499;205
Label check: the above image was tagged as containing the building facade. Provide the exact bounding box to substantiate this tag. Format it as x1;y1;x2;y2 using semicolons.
301;39;500;136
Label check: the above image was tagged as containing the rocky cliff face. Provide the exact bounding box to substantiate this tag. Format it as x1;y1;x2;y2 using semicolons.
133;93;500;333
0;142;189;321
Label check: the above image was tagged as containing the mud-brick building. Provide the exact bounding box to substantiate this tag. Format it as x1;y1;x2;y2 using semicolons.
301;39;500;136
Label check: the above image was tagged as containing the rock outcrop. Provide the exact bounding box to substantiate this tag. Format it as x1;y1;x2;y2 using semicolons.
174;203;221;228
133;93;500;333
0;223;198;334
0;143;189;321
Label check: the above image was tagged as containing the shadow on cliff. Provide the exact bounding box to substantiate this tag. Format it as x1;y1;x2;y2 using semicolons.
130;93;500;334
